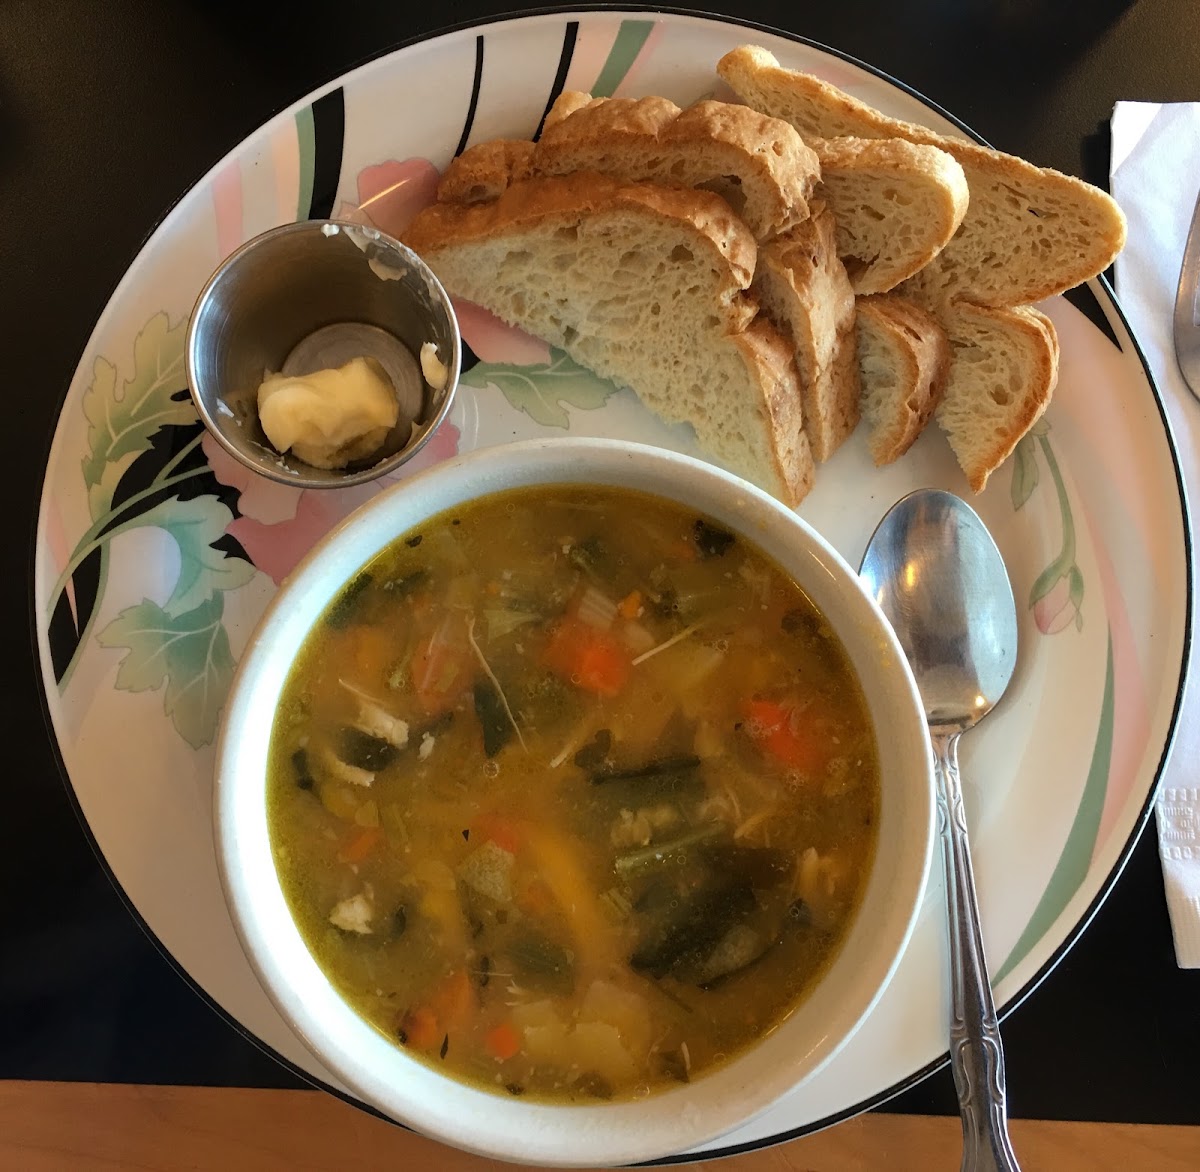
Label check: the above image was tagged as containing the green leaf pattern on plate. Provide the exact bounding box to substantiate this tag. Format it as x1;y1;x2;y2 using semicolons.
98;595;235;750
1012;420;1084;635
461;348;621;428
1010;434;1039;511
135;497;257;617
81;312;195;520
53;310;260;745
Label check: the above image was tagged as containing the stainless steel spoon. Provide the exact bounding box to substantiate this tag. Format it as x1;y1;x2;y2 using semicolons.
861;488;1021;1172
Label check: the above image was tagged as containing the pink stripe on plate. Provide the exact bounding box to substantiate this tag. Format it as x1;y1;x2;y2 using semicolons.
271;120;301;226
211;161;244;262
562;19;622;94
1084;495;1151;857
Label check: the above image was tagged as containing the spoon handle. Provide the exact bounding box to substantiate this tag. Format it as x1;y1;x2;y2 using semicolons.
933;732;1021;1172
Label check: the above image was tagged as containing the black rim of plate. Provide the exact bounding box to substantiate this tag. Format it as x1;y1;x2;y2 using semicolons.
28;5;1195;1163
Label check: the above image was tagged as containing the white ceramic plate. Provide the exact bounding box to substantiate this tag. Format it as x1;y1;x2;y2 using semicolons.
33;9;1191;1161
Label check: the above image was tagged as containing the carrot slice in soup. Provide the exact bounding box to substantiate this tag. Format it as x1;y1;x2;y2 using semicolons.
473;812;523;854
742;698;837;776
484;1022;521;1061
400;1006;440;1050
431;968;476;1036
338;825;382;864
617;590;643;620
543;617;631;697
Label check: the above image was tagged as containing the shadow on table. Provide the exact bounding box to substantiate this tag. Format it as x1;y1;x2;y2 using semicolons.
0;862;305;1089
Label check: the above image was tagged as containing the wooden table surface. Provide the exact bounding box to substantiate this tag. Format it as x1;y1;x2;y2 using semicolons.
6;0;1200;1167
2;1084;1199;1170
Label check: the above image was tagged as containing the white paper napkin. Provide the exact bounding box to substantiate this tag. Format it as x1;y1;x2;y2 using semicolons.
1111;102;1200;967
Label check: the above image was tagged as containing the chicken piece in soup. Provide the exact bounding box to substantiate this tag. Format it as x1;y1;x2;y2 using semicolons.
267;485;879;1102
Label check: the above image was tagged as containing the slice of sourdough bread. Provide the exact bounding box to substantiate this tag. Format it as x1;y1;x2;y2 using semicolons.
934;303;1058;492
462;92;821;240
856;295;949;465
404;172;815;504
814;136;968;295
717;45;1126;309
754;206;860;462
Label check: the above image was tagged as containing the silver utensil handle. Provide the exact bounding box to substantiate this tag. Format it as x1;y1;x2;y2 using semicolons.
1173;183;1200;402
933;732;1022;1172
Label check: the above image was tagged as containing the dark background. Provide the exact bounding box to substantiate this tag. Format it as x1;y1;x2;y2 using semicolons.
5;0;1199;1136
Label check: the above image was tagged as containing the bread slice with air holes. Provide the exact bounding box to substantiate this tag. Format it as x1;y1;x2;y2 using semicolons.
814;136;969;296
934;303;1059;492
404;171;815;504
530;92;860;462
717;44;1127;309
856;295;950;465
531;91;821;240
753;205;860;462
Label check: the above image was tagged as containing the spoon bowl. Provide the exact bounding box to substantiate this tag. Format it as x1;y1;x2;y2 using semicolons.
861;488;1018;731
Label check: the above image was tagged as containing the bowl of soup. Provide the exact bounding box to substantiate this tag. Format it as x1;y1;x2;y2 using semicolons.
214;437;934;1166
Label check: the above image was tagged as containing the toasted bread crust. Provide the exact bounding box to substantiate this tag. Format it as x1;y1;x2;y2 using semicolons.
436;140;536;205
408;170;759;292
531;93;820;240
756;207;860;461
541;90;594;131
734;321;816;503
542;92;679;138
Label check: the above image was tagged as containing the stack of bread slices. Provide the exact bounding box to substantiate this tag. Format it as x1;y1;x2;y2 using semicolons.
404;45;1126;503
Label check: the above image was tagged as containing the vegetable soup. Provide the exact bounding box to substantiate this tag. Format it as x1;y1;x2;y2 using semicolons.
267;485;879;1102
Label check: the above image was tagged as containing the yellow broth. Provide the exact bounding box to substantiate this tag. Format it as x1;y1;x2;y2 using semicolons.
267;485;880;1102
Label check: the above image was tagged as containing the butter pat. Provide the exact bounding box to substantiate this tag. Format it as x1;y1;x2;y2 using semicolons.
420;342;449;392
257;357;399;469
